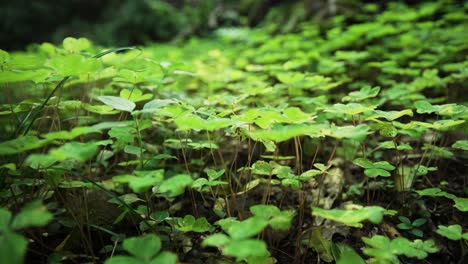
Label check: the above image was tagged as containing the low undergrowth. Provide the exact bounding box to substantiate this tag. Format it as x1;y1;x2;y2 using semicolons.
0;1;467;263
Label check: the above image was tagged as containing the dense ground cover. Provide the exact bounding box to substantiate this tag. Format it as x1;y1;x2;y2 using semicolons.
1;1;467;263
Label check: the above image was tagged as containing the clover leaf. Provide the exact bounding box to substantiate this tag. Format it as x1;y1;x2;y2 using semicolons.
120;88;153;103
62;37;91;53
227;216;269;240
363;235;438;262
158;174;193;197
123;234;161;261
436;224;466;240
342;85;380;102
353;158;395;177
105;234;177;264
0;201;53;264
312;205;390;227
176;215;212;233
452;140;468;151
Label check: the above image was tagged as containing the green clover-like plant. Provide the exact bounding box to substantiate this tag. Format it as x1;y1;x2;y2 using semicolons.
325;103;377;116
0;136;51;155
104;234;177;264
192;169;228;193
353;158;395;177
331;242;365;264
452;140;468;151
120;88;153;103
203;205;292;263
176;215;212;233
250;204;295;230
62;37;92;53
320;124;371;140
342;85;380;102
174;113;233;131
415;188;468;212
396;216;427;237
414;101;466;118
436;224;468;241
98;95;136;112
250;161;328;190
247;123;314;143
202;216;271;263
158;174;194;197
113;170;164;193
362;235;438;263
0;201;53;264
367;109;413;121
312;205;395;228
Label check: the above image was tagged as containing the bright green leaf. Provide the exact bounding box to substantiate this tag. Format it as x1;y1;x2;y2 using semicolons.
250;205;281;219
63;37;91;52
202;234;231;247
452;140;468;151
50;141;98;162
150;252;177;264
223;239;270;259
159;174;193;197
227;217;269;240
332;242;365;264
104;256;142;264
10;200;53;230
98;96;136;112
312;206;387;227
0;231;29;264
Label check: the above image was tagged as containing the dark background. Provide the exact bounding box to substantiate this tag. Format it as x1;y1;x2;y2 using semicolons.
0;0;437;51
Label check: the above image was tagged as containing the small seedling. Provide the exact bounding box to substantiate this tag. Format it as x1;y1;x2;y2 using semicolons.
397;216;427;237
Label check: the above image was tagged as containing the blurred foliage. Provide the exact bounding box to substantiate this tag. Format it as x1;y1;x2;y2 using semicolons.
0;0;355;50
2;0;462;50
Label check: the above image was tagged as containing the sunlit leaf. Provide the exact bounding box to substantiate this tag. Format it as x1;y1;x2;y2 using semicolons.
332;242;365;264
227;217;269;240
150;252;177;264
0;136;51;155
42;126;98;140
325;103;376;116
50;141;98;162
98;96;136;112
452;140;468;150
159;174;193;197
223;239;269;258
175;113;232;131
113;170;164;193
48;54;100;76
120;88;153;103
312;206;387;227
342;85;380;102
63;37;91;52
202;234;230;247
250;205;281;219
247;124;313;142
436;225;462;240
104;256;141;264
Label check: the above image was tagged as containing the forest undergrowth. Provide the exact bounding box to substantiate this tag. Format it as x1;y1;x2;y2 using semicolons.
0;1;467;263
